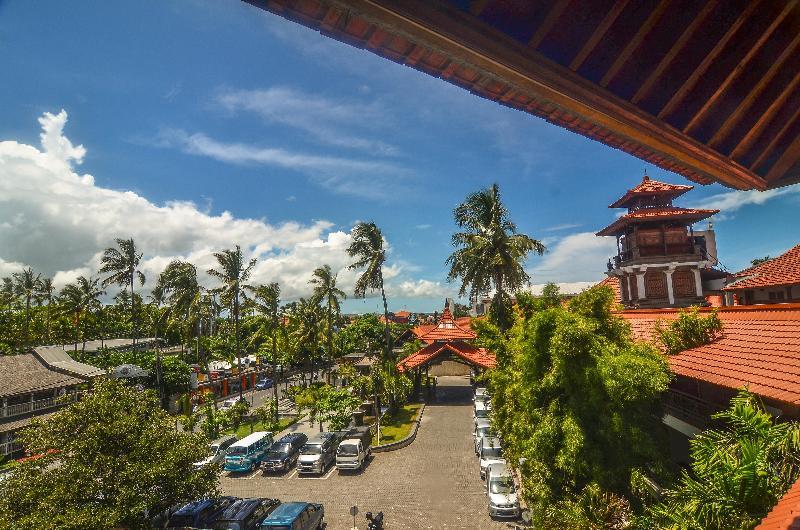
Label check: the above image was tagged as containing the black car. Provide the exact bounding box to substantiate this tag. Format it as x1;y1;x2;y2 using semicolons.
261;433;308;473
212;498;280;530
165;496;238;529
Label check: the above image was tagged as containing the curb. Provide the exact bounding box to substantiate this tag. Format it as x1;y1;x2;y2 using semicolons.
372;403;426;453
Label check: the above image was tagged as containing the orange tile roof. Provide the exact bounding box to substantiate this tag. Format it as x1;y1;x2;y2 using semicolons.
397;340;496;372
724;244;800;290
609;175;694;208
416;306;477;343
597;206;718;236
394;310;411;318
596;276;622;304
621;304;800;405
411;324;435;343
756;477;800;530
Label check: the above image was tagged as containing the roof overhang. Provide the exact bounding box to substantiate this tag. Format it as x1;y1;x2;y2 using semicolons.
596;208;718;237
244;0;800;191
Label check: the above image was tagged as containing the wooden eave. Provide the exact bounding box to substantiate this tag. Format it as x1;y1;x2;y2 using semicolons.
244;0;800;191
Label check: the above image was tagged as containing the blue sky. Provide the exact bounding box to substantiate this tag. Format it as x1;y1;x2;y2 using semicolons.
1;0;799;313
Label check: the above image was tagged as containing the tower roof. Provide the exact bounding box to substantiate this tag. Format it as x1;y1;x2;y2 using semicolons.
596;206;718;237
609;175;694;209
416;305;477;342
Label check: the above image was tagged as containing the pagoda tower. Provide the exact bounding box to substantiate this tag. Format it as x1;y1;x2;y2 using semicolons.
597;175;720;309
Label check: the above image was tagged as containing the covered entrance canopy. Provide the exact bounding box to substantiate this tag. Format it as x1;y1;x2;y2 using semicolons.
246;0;800;191
397;340;496;372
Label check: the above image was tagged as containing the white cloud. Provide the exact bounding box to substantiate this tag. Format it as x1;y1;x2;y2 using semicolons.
541;222;582;232
688;185;800;217
217;87;398;156
156;128;409;200
530;232;617;285
526;281;599;295
0;111;439;302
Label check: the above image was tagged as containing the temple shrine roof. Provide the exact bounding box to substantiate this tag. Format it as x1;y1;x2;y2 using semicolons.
724;243;800;290
609;175;694;209
415;306;477;343
397;340;496;372
596;206;718;237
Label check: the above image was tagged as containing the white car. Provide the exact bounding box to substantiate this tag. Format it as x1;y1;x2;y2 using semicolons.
474;419;492;455
219;398;240;411
485;463;520;519
474;401;491;427
479;436;505;479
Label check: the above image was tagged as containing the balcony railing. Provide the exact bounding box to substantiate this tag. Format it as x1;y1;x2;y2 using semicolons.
663;389;717;430
0;441;23;456
613;244;702;267
1;392;82;419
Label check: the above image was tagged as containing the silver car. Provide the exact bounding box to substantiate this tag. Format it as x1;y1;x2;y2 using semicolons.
485;463;520;518
193;434;237;468
474;419;492;455
479;436;505;479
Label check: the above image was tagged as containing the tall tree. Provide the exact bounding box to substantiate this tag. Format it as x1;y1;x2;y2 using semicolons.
446;183;545;331
207;245;256;400
310;264;346;360
100;238;145;346
290;297;322;386
12;267;41;349
248;283;281;422
59;276;105;352
157;260;201;348
36;277;56;343
347;222;392;361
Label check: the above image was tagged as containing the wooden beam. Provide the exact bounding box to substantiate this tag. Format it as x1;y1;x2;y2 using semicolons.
468;0;491;17
569;0;630;71
709;30;800;150
599;0;670;88
731;70;800;160
528;0;571;49
751;104;800;173
682;1;795;134
658;0;761;120
765;134;800;184
631;0;718;105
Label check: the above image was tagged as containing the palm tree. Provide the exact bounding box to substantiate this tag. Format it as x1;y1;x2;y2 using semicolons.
100;238;145;346
36;277;56;343
59;276;105;352
446;183;545;331
12;267;41;349
248;282;281;422
347;222;393;361
310;265;346;361
290;297;322;386
207;245;256;400
157;260;201;347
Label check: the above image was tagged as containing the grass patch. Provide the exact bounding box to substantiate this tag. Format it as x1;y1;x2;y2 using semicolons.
376;403;422;444
225;416;298;439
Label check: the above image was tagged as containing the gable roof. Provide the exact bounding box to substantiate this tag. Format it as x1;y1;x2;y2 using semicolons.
596;206;718;236
397;340;496;371
33;346;105;379
622;304;800;406
0;354;84;398
756;476;800;530
416;306;477;342
724;244;800;291
609;175;694;208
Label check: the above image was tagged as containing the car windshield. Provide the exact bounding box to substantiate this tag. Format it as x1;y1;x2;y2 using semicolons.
167;514;196;527
483;447;502;458
301;444;322;454
338;444;358;456
477;427;491;437
490;477;515;494
226;446;247;457
475;409;489;418
266;449;288;459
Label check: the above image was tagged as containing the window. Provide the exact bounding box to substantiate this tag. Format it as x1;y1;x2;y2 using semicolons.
645;271;667;299
769;291;786;301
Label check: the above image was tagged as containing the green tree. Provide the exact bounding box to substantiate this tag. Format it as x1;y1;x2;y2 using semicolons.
310;264;346;359
486;285;672;526
100;238;146;346
59;276;106;352
0;379;217;530
317;387;361;431
750;256;771;267
656;306;723;356
207;245;256;401
247;283;282;422
254;399;279;432
12;267;41;348
347;222;392;361
643;390;800;530
290;297;323;386
446;183;545;331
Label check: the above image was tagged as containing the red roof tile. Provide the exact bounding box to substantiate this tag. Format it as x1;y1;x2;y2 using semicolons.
597;206;718;236
416;306;477;343
609;175;694;208
724;244;800;290
621;304;800;405
756;477;800;530
397;340;496;371
596;276;622;304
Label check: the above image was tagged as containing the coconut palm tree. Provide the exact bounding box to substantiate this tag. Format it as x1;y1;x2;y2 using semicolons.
310;265;346;361
446;183;545;331
207;246;256;400
59;276;105;352
290;297;322;386
100;238;146;346
12;267;41;349
36;277;56;343
347;222;393;361
157;260;201;349
248;282;281;422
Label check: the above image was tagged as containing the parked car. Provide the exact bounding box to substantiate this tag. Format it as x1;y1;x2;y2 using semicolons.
194;434;238;468
479;436;505;479
297;434;337;475
255;378;274;390
336;426;372;472
262;433;308;473
485;463;520;519
474;419;492;455
212;498;281;530
474;401;491;426
220;398;240;411
165;496;238;529
260;502;324;530
224;431;274;473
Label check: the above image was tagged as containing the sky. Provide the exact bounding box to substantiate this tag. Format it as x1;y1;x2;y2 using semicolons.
1;0;799;313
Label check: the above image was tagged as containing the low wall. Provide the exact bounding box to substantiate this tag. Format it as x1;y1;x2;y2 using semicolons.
372;404;426;453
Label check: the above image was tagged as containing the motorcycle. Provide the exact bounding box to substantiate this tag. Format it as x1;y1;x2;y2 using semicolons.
365;511;384;530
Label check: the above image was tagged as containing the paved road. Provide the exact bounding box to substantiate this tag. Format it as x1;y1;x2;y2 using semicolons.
220;376;512;529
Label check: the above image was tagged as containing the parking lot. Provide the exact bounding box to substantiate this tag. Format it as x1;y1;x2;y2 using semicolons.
220;376;513;529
